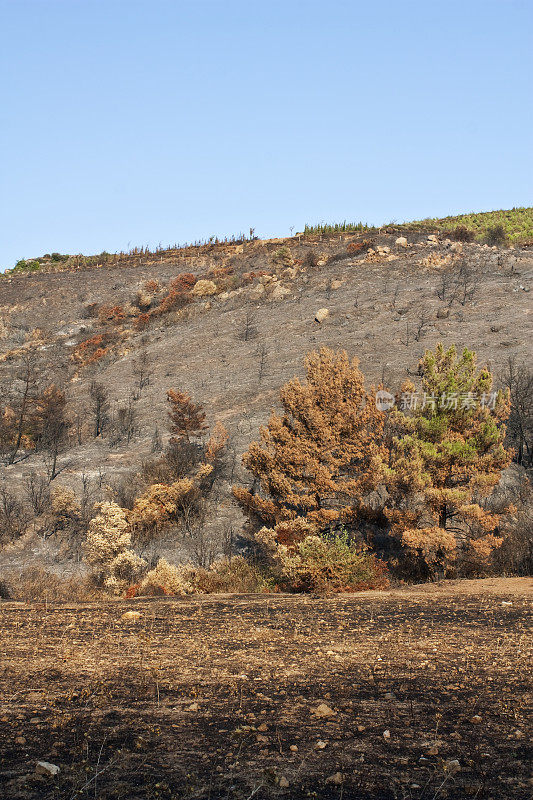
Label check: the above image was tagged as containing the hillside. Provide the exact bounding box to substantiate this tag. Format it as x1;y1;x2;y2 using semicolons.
0;221;531;580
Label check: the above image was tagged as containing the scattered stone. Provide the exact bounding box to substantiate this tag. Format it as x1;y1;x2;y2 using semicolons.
315;740;327;749
490;325;502;333
437;308;450;319
186;702;199;712
269;284;291;301
471;715;483;724
121;611;142;621
395;236;408;247
383;729;391;739
314;308;329;323
330;279;344;290
312;703;336;718
35;761;60;777
384;692;396;700
427;234;438;243
279;776;290;788
15;736;26;745
501;601;512;606
289;744;298;752
445;759;461;772
326;772;343;785
356;724;366;732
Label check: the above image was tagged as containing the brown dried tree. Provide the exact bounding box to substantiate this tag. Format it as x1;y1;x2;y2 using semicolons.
233;347;387;534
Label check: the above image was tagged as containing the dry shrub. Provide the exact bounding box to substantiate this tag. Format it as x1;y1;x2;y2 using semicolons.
137;556;270;596
156;289;193;314
144;279;160;293
170;273;197;292
451;225;475;242
209;265;234;279
347;239;372;254
4;567;96;603
84;502;146;593
72;333;114;366
138;558;194;596
135;290;155;311
191;279;217;297
98;305;125;325
134;312;151;330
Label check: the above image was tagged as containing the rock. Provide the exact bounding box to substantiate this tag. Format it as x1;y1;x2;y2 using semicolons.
121;611;141;621
35;761;60;777
384;692;396;700
427;234;438;243
257;723;268;731
269;284;291;301
330;279;344;290
191;279;217;297
317;259;327;267
471;715;482;724
383;729;391;739
445;759;461;773
356;724;366;732
259;274;274;285
315;740;327;749
15;736;26;745
315;308;329;323
395;236;408;247
283;267;298;279
279;776;290;788
436;308;450;319
450;242;463;252
490;325;502;332
313;703;336;718
501;601;512;606
326;772;343;785
186;702;199;711
248;284;265;299
289;744;298;752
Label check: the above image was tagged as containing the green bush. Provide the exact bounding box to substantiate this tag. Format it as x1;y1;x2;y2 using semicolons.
279;532;389;594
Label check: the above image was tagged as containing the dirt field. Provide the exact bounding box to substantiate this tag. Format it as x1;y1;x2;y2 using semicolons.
0;578;531;799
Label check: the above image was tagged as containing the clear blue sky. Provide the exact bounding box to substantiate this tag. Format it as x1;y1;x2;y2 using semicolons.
1;0;531;269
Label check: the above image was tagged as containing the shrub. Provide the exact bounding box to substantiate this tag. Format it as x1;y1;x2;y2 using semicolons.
144;279;160;293
136;556;271;596
138;557;194;596
194;557;271;593
84;502;146;593
191;279;217;297
274;532;388;593
271;246;293;267
170;273;197;292
98;305;125;324
157;289;193;314
2;567;95;602
72;333;114;366
486;224;507;246
451;225;475;242
134;312;151;330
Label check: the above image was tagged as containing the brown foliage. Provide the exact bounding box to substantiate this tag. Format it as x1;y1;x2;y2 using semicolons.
234;348;386;531
167;389;207;442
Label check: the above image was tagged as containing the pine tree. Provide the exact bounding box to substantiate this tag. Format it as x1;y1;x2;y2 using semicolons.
167;389;207;442
385;344;512;574
233;348;387;534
